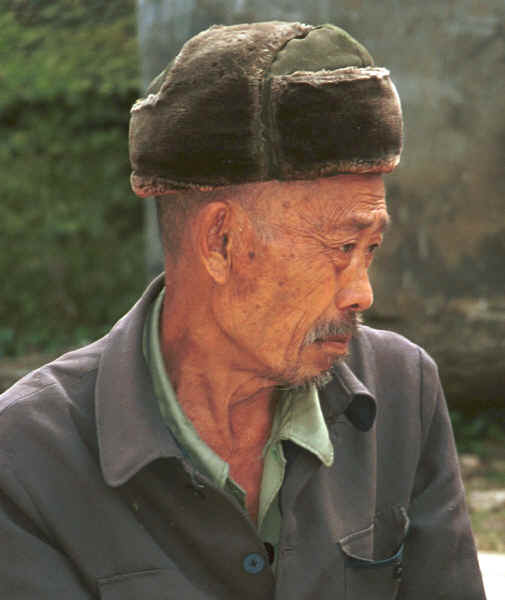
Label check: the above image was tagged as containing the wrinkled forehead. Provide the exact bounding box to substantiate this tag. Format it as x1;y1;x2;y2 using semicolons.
249;175;388;232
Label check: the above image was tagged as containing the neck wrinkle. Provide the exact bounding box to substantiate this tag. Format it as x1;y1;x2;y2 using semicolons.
159;290;277;458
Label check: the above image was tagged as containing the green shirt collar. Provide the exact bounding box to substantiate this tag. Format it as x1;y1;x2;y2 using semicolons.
275;385;334;468
143;288;231;489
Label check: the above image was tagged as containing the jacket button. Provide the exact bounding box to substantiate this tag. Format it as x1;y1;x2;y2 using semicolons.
243;553;265;574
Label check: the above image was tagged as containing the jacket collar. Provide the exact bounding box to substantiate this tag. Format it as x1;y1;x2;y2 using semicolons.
95;274;376;487
95;274;182;487
320;360;377;432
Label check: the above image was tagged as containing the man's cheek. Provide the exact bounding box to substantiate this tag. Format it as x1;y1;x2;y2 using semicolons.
230;268;261;300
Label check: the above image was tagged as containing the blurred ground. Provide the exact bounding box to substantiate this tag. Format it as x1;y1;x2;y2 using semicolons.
460;444;505;553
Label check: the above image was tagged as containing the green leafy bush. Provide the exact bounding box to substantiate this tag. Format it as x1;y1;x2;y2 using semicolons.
0;1;145;356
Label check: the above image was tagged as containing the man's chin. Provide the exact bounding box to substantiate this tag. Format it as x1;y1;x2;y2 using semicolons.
302;360;344;389
279;358;343;391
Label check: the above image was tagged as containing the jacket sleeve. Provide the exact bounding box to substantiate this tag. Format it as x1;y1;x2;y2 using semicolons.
399;350;486;600
0;454;94;599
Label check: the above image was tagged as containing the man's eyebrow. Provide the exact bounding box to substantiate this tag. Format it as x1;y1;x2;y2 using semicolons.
338;212;391;232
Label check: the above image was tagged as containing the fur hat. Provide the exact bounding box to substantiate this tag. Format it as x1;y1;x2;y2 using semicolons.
129;22;403;197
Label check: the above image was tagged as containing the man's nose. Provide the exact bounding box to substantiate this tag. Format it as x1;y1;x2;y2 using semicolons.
336;265;374;313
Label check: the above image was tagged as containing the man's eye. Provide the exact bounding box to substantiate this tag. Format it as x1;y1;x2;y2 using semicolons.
369;243;380;254
340;243;356;254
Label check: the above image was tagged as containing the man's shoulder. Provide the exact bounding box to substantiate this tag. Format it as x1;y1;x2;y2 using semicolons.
0;276;163;428
0;338;117;547
0;337;106;456
354;323;425;352
348;324;441;402
352;324;437;369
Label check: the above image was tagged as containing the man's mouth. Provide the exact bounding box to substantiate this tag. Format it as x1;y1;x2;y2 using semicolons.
316;334;351;344
303;313;359;347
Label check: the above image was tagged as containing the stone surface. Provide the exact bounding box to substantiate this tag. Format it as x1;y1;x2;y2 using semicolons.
138;0;505;411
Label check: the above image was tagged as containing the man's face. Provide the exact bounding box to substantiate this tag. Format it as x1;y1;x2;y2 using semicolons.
213;174;389;387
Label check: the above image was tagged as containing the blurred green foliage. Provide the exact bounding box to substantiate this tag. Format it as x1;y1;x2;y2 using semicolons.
0;0;146;357
451;409;505;454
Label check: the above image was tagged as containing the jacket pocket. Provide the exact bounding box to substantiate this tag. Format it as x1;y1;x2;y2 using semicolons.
338;505;409;600
98;567;212;600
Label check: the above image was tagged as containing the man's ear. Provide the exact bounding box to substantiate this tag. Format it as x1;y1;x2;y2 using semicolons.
196;202;233;284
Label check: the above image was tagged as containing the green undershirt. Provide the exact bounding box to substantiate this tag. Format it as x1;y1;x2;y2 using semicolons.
143;289;333;570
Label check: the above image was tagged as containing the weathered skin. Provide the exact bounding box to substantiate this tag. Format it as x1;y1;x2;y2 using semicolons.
159;174;388;522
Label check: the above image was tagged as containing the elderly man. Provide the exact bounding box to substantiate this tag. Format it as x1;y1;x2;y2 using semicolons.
0;22;484;599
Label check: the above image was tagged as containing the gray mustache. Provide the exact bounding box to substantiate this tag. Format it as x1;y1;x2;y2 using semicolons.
303;313;360;346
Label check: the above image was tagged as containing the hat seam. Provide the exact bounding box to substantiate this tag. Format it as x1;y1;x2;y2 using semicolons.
259;24;314;179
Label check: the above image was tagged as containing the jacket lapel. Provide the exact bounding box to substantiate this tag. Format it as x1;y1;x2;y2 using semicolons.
282;361;378;558
327;412;377;557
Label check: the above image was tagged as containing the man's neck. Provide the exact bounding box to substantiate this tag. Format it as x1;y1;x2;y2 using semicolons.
159;287;278;462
